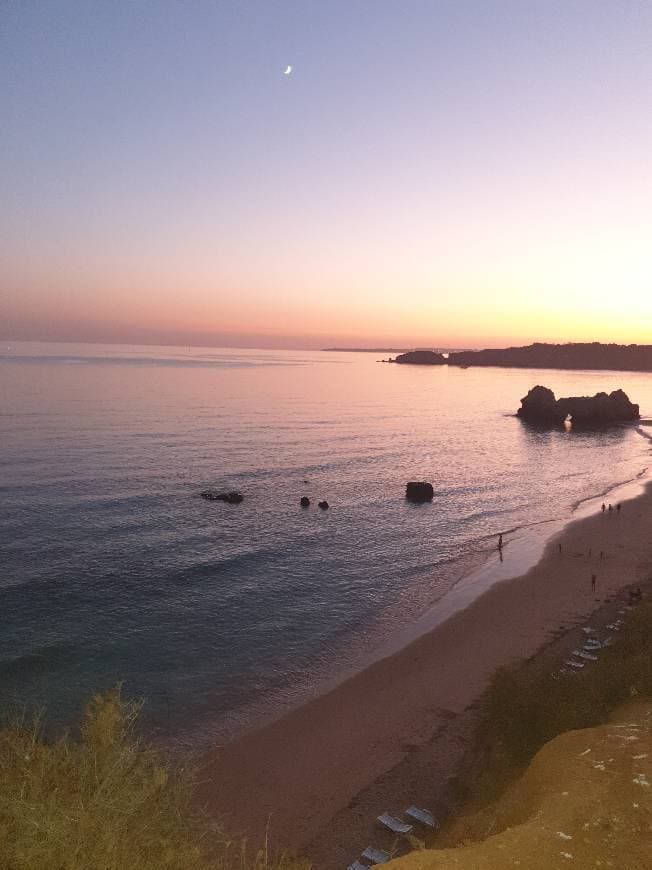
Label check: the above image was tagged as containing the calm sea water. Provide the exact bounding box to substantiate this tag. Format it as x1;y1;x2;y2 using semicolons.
1;342;652;744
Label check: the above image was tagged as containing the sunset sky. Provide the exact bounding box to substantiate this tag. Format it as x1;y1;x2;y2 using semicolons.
2;1;651;349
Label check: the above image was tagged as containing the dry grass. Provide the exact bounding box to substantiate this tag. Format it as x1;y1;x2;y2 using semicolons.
0;689;310;870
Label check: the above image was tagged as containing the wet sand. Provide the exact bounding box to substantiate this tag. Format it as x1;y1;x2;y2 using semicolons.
195;484;652;868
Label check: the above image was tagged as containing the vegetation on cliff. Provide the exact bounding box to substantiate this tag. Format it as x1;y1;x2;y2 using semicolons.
385;699;652;869
395;597;652;869
0;689;309;870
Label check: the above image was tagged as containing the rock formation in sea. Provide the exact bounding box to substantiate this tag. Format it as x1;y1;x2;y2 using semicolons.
395;350;446;365
449;342;652;371
517;386;639;425
200;490;244;504
405;481;434;502
300;496;310;507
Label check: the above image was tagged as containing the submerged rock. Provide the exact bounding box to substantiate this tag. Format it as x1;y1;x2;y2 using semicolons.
406;481;434;502
200;490;243;504
518;386;640;425
318;501;329;510
300;496;310;507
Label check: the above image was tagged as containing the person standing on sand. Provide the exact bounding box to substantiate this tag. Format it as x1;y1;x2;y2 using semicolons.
617;503;621;514
608;503;613;513
591;574;596;593
498;533;503;550
602;503;606;513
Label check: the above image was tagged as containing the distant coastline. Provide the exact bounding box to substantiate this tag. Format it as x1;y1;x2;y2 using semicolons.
322;347;468;354
392;342;652;372
322;347;411;353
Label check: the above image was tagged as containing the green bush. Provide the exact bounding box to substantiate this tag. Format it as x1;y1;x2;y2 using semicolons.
0;689;310;870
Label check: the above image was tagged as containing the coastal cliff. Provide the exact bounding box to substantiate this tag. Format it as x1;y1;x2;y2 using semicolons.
382;700;652;870
517;385;640;425
449;342;652;371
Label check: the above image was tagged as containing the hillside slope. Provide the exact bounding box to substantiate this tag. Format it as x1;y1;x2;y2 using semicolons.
386;700;652;869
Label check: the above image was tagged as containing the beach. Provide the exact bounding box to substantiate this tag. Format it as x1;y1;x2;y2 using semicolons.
196;483;652;868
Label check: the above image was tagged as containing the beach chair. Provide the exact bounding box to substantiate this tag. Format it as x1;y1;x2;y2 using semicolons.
573;650;597;661
405;806;438;829
565;659;584;669
361;847;391;864
376;813;413;835
347;861;368;870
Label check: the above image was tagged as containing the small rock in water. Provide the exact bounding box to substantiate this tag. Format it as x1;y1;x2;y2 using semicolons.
405;481;434;503
300;496;311;507
200;490;243;504
318;500;329;510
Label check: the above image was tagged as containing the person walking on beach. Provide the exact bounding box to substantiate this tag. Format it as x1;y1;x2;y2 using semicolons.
601;503;606;513
591;574;596;593
498;533;503;550
617;502;621;514
608;503;613;513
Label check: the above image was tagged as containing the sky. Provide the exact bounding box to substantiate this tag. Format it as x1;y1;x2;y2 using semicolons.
1;0;651;349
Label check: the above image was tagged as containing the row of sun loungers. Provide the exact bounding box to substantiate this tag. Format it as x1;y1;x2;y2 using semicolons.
558;609;627;676
347;807;438;868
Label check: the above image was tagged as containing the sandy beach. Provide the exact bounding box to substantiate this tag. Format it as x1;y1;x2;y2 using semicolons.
195;483;652;868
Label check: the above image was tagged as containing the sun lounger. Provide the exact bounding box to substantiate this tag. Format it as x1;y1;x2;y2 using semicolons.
377;814;413;835
565;659;585;669
405;806;437;829
348;861;369;870
362;847;391;864
573;650;597;661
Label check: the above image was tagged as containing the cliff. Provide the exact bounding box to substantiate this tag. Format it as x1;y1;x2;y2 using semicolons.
449;342;652;372
383;699;652;870
394;351;446;365
517;385;639;425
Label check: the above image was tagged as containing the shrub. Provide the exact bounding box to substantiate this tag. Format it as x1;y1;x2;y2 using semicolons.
0;688;311;870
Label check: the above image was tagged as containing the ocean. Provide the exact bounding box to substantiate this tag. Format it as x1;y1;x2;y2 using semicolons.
1;342;651;745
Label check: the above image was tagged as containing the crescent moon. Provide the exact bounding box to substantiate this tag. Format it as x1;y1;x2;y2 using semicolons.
284;65;292;75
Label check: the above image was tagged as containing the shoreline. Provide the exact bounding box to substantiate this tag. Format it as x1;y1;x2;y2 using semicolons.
178;466;650;749
195;479;652;867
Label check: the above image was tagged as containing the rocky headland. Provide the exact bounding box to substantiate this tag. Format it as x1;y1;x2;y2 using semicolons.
394;350;446;365
389;343;652;371
517;386;640;425
449;342;652;371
